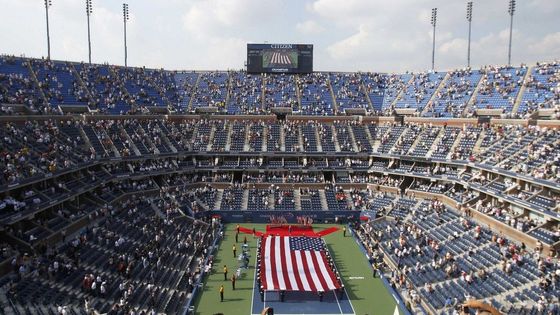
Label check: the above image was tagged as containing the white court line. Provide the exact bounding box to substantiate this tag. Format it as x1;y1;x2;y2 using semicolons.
251;238;258;315
327;243;357;315
333;289;344;315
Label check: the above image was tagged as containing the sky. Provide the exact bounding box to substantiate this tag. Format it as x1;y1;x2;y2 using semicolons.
0;0;558;73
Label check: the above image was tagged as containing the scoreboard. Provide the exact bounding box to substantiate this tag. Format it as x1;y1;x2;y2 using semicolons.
247;44;313;74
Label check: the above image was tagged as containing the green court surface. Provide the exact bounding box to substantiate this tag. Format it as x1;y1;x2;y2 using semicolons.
193;224;397;315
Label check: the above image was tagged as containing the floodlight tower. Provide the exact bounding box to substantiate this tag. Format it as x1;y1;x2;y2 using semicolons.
44;0;52;59
431;8;437;71
507;0;516;66
466;2;473;68
86;0;93;64
123;3;129;67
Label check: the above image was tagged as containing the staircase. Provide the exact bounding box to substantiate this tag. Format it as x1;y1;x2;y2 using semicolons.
422;72;450;116
294;76;303;112
347;125;360;152
137;124;158;154
268;193;275;210
241;190;249;210
512;65;533;115
297;125;305;152
390;74;415;109
121;125;141;156
426;128;445;158
280;124;286;152
262;125;268;152
462;71;485;116
360;79;374;112
364;124;376;149
224;122;233;151
26;61;50;111
243;123;251;151
159;128;178;153
214;190;224;210
407;127;428;154
331;125;341;152
318;190;328;210
206;124;216;152
345;191;354;210
294;189;302;211
187;73;201;112
315;124;323;152
327;76;339;114
68;63;95;106
446;130;465;159
472;128;487;154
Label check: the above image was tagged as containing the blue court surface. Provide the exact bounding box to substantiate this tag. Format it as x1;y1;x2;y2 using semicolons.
251;284;355;315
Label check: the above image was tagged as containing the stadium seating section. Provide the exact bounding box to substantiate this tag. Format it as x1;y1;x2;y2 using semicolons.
1;57;558;118
0;56;559;315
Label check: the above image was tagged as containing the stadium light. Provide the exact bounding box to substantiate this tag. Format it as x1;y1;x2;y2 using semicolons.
44;0;53;59
507;0;516;66
430;8;437;71
466;2;473;68
86;0;93;64
123;3;129;68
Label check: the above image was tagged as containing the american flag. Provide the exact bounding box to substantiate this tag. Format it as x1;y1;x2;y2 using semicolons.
260;236;341;292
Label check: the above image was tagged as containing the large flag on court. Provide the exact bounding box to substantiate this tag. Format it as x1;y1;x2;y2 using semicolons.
260;236;341;292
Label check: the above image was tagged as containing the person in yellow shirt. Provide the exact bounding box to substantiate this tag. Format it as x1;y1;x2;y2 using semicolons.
223;265;228;281
219;284;224;302
233;244;237;258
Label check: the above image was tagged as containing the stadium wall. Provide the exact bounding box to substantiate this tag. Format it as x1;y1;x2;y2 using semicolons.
200;210;361;224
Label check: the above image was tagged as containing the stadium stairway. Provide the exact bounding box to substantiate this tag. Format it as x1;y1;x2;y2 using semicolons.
406;127;427;154
472;128;487;154
260;78;266;109
225;72;233;106
206;125;216;152
147;75;172;110
318;190;329;210
159;126;178;153
327;76;339;114
390;74;415;110
345;190;355;210
462;71;485;116
426;127;445;158
331;125;342;152
279;124;286;152
188;74;201;112
241;190;249;210
447;130;465;159
69;63;94;106
294;76;303;112
26;61;49;111
512;65;534;115
242;123;251;151
422;71;451;116
314;125;323;152
347;125;360;152
224;122;233;151
122;124;144;156
360;79;375;112
294;189;302;211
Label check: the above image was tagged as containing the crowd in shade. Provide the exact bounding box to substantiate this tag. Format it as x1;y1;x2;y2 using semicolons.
2;185;219;314
1;119;559;188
